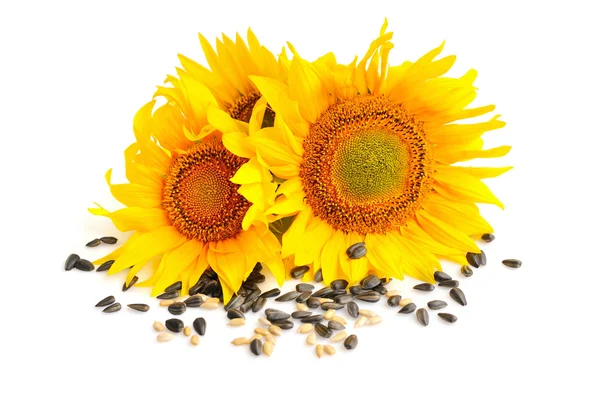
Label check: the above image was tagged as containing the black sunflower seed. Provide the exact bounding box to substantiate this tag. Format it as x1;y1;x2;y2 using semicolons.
346;242;367;259
346;302;359;318
438;313;458;323
307;297;321;309
427;300;448;310
275;291;300;302
203;268;218;280
311;286;334;298
266;310;290;322
349;286;371;296
481;233;495;243
193;317;206;335
164;281;182;293
95;295;115;307
166;318;184;333
250;339;262;356
102;302;121;313
380;277;392;286
344;334;358;350
449;288;467;306
334;294;354;304
260;288;281;298
246;273;266;284
373;285;387;295
242;281;257;291
188;281;205;296
127;303;149;312
314;269;323;283
122;276;138;292
315;323;333;338
355;292;380;303
100;236;118;244
74;259;94;271
416;308;429;326
96;260;114;272
183;296;203;307
252;297;266;313
292;311;312;319
466;251;487;268
168;302;186;315
64;254;80;271
438;280;460;288
502;259;522;268
272;319;294;329
398;303;417;314
434;271;452;282
224;295;244;311
227;309;245;320
253;262;263;272
387;295;402;307
201;280;219;295
360;274;381;289
244;289;262;304
157;291;179;300
461;265;473;277
86;238;102;247
413;283;435;292
321;302;345;310
290;265;310;279
330;279;349;290
328;320;345;330
301;314;324;323
240;300;254;313
296;283;315;292
327;289;348;299
295;291;312;303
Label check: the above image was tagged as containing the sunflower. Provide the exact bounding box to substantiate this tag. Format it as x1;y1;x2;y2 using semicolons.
89;30;288;303
216;21;511;285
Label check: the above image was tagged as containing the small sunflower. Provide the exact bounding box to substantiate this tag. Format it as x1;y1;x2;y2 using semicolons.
219;21;511;285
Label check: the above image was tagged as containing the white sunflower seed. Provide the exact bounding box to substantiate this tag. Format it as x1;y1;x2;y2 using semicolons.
298;323;314;334
231;337;249;345
331;331;348;343
157;333;174;342
316;344;324;358
306;332;316;345
355;315;368;328
323;345;336;355
153;321;165;332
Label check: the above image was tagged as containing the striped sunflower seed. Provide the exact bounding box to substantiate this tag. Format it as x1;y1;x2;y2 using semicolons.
315;323;333;338
102;302;121;313
100;236;118;244
96;259;114;272
438;280;460;288
328;320;345;330
344;334;358;350
346;242;366;259
192;317;206;336
427;300;448;310
346;302;359;318
184;296;203;308
398;303;417;314
481;233;495;242
165;318;184;333
314;269;323;283
502;259;522;268
167;302;186;316
86;238;102;247
164;281;182;293
438;313;458;323
290;265;310;279
449;287;467;306
95;295;115;307
250;339;262;356
127;303;149;312
122;276;138;292
461;265;473;277
466;251;486;268
275;291;300;302
413;283;435;292
433;271;452;282
74;259;94;271
416;308;429;326
157;291;179;300
64;254;80;271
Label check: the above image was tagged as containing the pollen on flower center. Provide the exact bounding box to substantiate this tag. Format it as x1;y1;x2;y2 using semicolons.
228;90;276;127
299;95;433;235
162;140;251;242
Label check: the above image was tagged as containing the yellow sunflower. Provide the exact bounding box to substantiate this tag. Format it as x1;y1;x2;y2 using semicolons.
218;21;511;285
89;30;288;303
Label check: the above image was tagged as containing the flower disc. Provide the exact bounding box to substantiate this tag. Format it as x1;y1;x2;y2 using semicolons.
299;96;433;235
162;140;251;242
228;90;275;127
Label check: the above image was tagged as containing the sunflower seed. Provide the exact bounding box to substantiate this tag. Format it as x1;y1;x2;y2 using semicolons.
330;279;349;290
358;309;377;317
265;334;276;344
168;302;186;315
316;344;324;358
258;317;271;326
250;339;262;356
165;318;184;333
249;334;262;342
449;288;467;306
266;311;290;322
306;332;316;345
190;334;200;346
74;259;94;271
64;254;80;271
252;297;267;313
321;302;345;310
387;295;402;307
200;302;219;309
368;315;383;325
86;238;102;247
466;251;487;268
502;259;522;268
153;321;165;332
349;286;371;296
192;317;206;335
122;276;138;292
95;295;115;307
127;303;149;312
163;281;182;293
295;291;312;303
346;242;367;259
268;325;283;336
332;315;347;325
296;303;309;311
328;320;345;330
157;332;174;342
159;300;175;307
413;283;435;292
312;286;334;298
228;318;246;327
434;271;452;282
262;341;274;356
307;297;321;308
102;302;121;313
188;281;205;296
224;295;244;311
275;291;300;302
96;260;114;272
438;313;458;323
156;291;179;300
315;323;333;338
355;315;368;328
183;296;203;308
481;233;495;242
344;334;358;350
100;236;118;244
301;315;324;324
427;300;448;310
398;303;417;314
272;319;294;330
227;309;245;320
380;277;392;285
438;280;460;288
200;280;219;295
260;288;281;299
346;302;359;318
298;323;314;334
246;273;266;284
373;285;387;295
399;298;412;306
254;328;269;337
334;294;354;304
324;309;335;320
290;265;310;279
314;269;323;283
360;274;381;289
296;283;315;292
231;337;249;345
292;311;312;319
416;308;429;326
183;326;192;336
355;292;380;303
243;289;261;304
329;289;348;298
461;265;473;277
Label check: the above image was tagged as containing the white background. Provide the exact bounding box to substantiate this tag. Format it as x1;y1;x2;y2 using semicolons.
1;1;598;397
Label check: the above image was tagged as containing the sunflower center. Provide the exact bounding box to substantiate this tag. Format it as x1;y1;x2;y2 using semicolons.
299;96;433;235
162;140;251;242
228;90;275;127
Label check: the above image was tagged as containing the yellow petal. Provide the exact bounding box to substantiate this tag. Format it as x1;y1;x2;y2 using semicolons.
294;218;333;266
282;206;312;258
105;169;162;209
416;211;480;253
318;229;346;285
338;231;368;285
151;239;204;296
436;164;513;179
433;168;504;209
88;204;170;232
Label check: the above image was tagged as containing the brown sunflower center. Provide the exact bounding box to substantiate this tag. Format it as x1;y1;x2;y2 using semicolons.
228;90;276;127
162;140;251;242
299;95;433;235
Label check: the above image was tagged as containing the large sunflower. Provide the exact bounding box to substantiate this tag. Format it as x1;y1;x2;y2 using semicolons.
90;30;287;303
217;21;511;285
